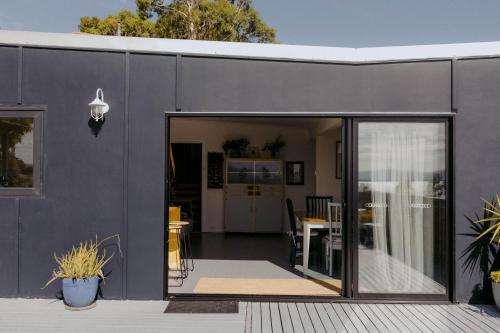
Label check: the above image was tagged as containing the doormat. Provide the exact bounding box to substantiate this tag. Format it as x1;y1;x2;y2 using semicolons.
193;277;341;295
164;300;239;314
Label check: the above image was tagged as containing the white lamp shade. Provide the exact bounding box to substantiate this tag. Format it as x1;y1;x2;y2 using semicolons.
89;88;109;121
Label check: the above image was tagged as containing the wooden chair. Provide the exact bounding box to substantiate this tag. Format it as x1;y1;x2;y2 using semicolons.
325;202;342;276
306;196;334;220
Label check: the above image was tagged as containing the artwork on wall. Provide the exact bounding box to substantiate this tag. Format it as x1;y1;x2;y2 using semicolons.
336;141;342;179
207;152;224;188
286;161;305;185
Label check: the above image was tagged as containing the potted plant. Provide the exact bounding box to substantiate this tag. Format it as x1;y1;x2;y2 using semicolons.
491;271;500;308
43;235;121;310
222;138;250;157
474;195;500;309
263;135;286;157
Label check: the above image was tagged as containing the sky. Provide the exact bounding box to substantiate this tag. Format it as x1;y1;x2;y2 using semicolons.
1;0;500;47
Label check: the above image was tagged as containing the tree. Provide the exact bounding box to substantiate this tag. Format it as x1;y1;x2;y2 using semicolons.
79;0;276;43
0;119;34;187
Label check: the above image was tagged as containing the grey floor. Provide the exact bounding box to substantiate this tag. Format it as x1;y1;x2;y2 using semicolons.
169;233;340;294
358;248;446;295
1;298;499;333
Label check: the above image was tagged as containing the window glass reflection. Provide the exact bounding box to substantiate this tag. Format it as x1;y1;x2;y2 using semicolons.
0;118;34;188
358;122;447;294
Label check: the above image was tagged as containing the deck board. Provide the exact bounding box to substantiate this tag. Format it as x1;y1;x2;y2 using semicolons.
340;303;368;333
278;303;294;333
296;303;315;333
251;302;262;333
402;304;443;333
376;304;412;333
452;305;498;332
261;303;272;333
330;303;360;332
348;303;380;333
313;303;337;332
0;299;499;333
357;303;391;332
422;304;468;333
322;303;351;332
287;303;305;333
430;304;480;333
393;304;431;333
269;303;283;333
463;304;500;328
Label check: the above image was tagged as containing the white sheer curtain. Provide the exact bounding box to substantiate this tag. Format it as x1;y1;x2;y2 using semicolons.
370;126;426;292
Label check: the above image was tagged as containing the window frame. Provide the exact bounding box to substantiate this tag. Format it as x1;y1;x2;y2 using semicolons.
0;106;45;196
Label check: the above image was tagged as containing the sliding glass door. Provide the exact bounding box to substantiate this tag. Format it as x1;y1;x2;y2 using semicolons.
353;119;449;298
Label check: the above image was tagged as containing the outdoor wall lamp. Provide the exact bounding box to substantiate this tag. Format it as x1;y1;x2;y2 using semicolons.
89;88;109;122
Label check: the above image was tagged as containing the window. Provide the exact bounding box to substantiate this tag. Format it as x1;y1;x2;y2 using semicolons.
356;120;448;296
0;108;43;196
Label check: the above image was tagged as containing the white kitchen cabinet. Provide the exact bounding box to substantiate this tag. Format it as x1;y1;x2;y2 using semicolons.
224;158;284;233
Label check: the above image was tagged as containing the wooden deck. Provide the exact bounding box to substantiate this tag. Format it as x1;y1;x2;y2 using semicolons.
0;298;499;332
243;302;500;333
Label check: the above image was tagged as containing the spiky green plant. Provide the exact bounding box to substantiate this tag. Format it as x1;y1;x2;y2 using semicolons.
43;235;121;288
491;271;500;283
475;195;500;245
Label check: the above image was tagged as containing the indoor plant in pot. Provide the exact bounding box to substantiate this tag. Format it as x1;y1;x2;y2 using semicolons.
262;135;286;158
43;235;120;310
474;195;500;309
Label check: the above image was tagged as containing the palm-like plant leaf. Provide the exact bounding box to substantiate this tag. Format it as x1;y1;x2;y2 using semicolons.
461;213;496;276
475;195;500;245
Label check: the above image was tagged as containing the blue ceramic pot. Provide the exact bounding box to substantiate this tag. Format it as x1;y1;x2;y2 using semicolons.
62;277;99;308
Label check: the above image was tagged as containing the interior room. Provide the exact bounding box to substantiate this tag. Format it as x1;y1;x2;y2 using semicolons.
167;117;343;296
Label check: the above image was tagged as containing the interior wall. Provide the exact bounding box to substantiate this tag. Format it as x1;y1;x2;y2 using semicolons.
170;118;316;232
315;127;342;201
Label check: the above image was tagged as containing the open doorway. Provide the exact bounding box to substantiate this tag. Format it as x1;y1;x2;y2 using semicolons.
170;143;202;232
167;116;344;298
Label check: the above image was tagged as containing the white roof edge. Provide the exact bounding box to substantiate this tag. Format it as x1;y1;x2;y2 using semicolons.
1;30;500;62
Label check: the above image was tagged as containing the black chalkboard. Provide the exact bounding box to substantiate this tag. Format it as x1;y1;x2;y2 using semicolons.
207;152;224;188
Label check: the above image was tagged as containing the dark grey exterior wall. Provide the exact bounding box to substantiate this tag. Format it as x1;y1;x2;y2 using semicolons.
0;43;496;303
127;54;176;299
181;57;451;112
455;58;500;303
19;48;126;298
0;46;19;296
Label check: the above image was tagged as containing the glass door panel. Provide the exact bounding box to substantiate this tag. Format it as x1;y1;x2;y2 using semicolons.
356;121;447;296
227;159;254;184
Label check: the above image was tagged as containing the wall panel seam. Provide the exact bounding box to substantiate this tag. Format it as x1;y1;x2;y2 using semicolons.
175;54;182;111
122;52;130;299
16;198;20;297
451;58;458;113
17;46;22;104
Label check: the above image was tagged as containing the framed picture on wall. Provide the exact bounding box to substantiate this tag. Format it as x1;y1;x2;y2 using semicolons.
286;161;304;185
336;141;342;179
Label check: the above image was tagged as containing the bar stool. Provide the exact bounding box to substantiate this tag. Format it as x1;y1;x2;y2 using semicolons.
168;224;184;286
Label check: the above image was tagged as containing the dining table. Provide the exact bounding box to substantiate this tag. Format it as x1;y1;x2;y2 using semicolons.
302;217;330;277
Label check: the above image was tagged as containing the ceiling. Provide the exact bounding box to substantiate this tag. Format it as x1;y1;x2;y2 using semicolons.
178;116;342;136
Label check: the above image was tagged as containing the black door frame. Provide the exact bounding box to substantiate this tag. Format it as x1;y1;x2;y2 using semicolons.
164;112;454;303
349;117;453;301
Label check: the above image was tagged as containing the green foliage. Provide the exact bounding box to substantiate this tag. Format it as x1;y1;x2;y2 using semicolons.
43;235;122;288
222;137;250;157
0;119;34;187
79;0;276;43
263;135;286;157
491;271;500;283
475;195;500;245
79;10;156;37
